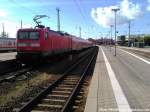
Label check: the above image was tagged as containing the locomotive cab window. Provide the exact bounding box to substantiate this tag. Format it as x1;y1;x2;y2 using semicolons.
18;32;28;39
45;32;48;39
30;32;39;39
18;31;39;40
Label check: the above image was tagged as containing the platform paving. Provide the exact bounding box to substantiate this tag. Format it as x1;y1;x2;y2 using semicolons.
0;52;16;61
84;46;118;112
84;46;150;112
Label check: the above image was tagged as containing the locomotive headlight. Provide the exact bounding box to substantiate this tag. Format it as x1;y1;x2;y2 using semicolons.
30;43;40;47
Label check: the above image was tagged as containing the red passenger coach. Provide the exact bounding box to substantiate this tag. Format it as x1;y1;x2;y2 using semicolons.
16;27;93;61
71;36;92;51
0;38;16;51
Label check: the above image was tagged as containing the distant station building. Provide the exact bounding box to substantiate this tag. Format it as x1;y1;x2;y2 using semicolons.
117;35;126;46
93;38;114;45
117;34;150;47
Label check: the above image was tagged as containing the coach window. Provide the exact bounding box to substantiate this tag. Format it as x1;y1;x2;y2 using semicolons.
45;32;48;39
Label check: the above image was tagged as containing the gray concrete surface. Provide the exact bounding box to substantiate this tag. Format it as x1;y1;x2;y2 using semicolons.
104;46;150;109
84;46;150;112
0;52;16;61
84;47;118;112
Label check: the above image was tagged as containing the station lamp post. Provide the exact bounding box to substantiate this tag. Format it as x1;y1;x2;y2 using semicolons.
112;8;120;56
128;20;131;47
110;25;114;51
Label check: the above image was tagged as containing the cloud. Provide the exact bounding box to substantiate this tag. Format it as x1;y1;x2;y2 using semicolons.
147;0;150;11
0;9;8;17
91;0;142;28
120;0;142;19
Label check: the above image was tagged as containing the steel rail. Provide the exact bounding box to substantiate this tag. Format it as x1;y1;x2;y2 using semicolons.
17;48;96;112
0;67;32;83
61;47;97;111
0;59;22;75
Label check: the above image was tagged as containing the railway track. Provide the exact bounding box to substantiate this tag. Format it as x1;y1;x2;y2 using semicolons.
122;48;150;59
13;46;98;112
0;67;33;83
0;47;94;84
0;48;92;85
0;59;22;75
0;53;68;84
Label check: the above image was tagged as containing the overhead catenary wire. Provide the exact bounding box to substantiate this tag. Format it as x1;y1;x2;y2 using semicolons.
0;0;38;28
0;16;32;29
0;16;19;23
73;0;97;39
8;0;38;15
1;0;39;28
73;0;89;26
77;1;91;23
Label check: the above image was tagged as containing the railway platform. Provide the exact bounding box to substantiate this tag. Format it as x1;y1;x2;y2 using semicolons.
119;46;150;53
84;46;118;112
84;46;150;112
0;52;16;61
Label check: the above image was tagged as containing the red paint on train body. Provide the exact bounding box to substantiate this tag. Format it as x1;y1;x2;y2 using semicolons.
16;27;93;60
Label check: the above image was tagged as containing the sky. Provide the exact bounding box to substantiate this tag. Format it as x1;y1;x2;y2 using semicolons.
0;0;150;39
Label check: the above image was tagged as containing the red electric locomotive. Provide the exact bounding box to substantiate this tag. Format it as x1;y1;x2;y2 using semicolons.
16;15;93;62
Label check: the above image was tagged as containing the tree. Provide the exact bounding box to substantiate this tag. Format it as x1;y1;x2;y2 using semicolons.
0;31;7;38
144;35;150;46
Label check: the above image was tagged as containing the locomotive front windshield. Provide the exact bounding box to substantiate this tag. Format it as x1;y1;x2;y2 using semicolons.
18;31;39;40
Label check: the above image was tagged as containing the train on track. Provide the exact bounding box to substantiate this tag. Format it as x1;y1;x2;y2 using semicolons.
16;15;93;62
0;38;16;51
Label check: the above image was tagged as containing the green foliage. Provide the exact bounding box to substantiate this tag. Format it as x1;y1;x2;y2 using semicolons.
0;31;7;38
138;37;144;42
144;36;150;43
